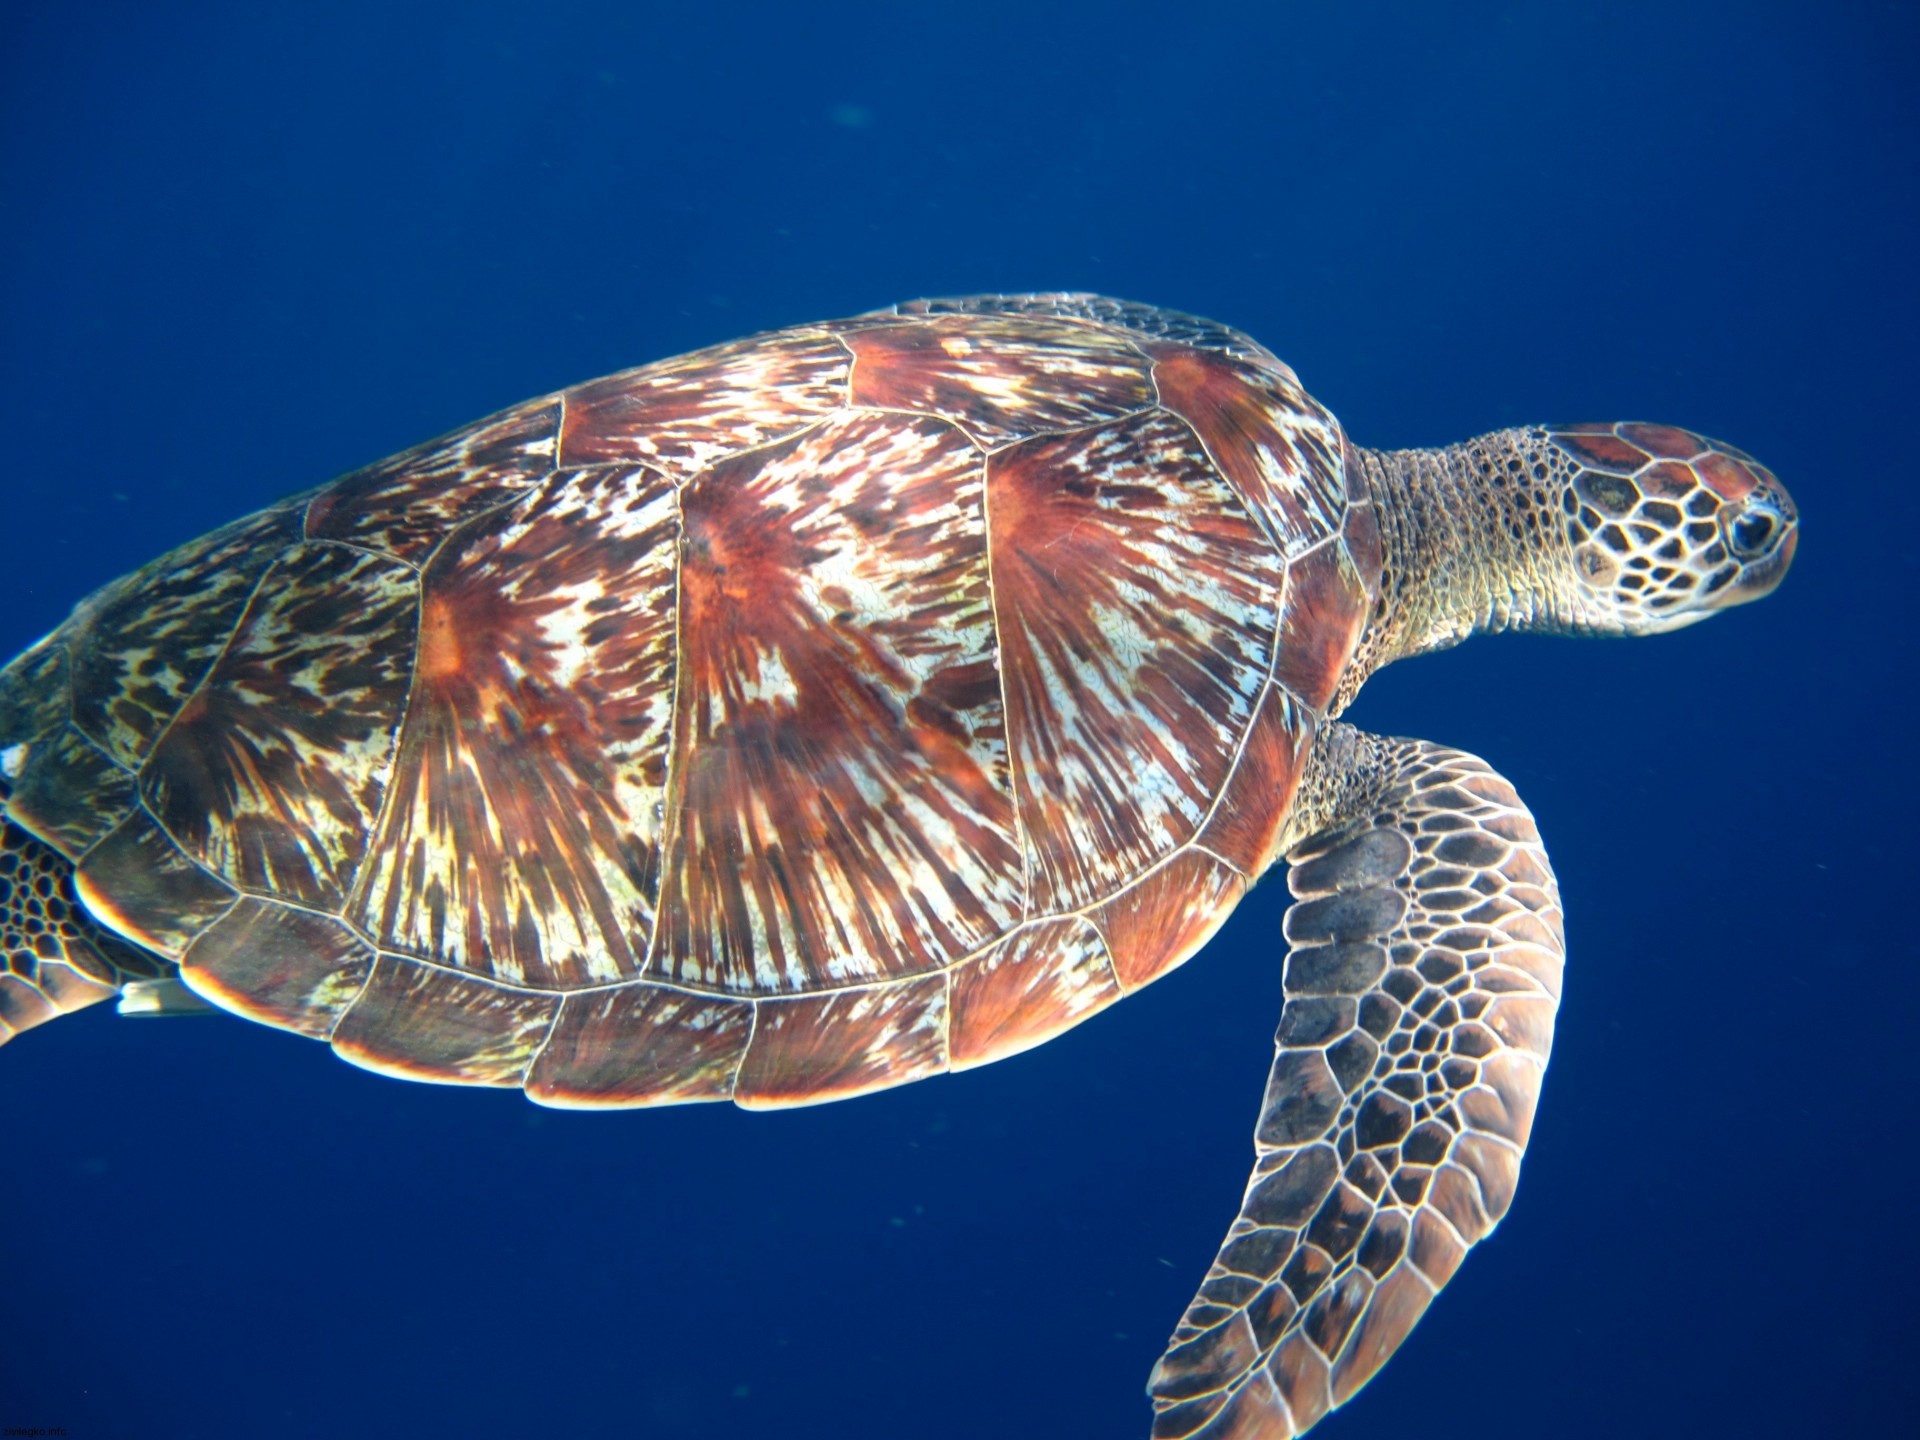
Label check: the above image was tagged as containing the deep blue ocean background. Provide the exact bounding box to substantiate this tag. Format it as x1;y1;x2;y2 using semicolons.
3;4;1914;1437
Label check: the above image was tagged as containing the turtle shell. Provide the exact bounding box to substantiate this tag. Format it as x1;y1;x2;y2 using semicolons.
0;294;1381;1107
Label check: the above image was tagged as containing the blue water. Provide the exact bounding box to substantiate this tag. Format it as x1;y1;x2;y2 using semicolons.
3;4;1913;1436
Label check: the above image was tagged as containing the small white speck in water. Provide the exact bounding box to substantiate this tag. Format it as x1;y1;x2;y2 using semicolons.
0;742;26;780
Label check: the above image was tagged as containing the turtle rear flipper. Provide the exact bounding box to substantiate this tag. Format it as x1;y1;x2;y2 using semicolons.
0;815;173;1043
1150;725;1564;1437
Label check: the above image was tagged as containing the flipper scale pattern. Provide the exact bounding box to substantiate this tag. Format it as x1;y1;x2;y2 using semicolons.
1150;724;1563;1438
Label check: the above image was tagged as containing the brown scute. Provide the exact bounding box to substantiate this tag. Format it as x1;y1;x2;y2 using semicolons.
179;898;373;1038
525;985;753;1107
304;400;559;562
844;315;1154;448
0;640;70;756
561;328;851;478
947;917;1119;1070
1149;345;1349;556
1694;448;1760;502
1340;500;1384;600
330;956;559;1086
1271;541;1371;715
74;810;238;959
1617;421;1705;460
349;466;679;991
140;542;418;910
892;293;1276;361
1195;686;1306;877
657;413;1021;995
1549;429;1648;472
1096;849;1246;992
69;501;307;769
732;975;949;1108
5;724;138;858
988;410;1286;912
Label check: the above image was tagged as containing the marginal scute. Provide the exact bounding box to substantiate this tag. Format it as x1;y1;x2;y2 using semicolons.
893;293;1276;361
0;639;69;757
330;956;559;1087
948;917;1119;1070
1195;684;1307;877
179;897;373;1038
525;984;753;1108
1095;849;1246;993
733;975;949;1108
305;399;560;561
4;725;138;858
73;810;238;959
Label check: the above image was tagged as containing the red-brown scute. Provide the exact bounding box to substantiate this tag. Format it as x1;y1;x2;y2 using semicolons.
305;400;560;561
560;330;850;478
180;898;373;1038
948;917;1120;1069
844;316;1154;447
329;956;559;1087
1195;685;1308;877
1272;541;1370;714
1617;421;1705;461
1550;430;1649;472
1096;849;1246;991
140;542;418;911
1149;347;1348;554
348;466;680;990
654;413;1022;996
526;985;753;1107
987;411;1287;913
732;976;949;1106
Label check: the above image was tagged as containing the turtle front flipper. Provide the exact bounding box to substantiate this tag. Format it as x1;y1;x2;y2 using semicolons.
1149;725;1564;1438
0;813;175;1043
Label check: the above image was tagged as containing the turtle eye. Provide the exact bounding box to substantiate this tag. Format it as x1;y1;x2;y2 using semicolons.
1727;506;1780;559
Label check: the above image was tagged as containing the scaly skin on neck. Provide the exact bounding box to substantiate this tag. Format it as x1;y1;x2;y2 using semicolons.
1334;429;1575;712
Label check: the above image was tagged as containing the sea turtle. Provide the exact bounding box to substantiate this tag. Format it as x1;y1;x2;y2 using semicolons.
0;293;1795;1435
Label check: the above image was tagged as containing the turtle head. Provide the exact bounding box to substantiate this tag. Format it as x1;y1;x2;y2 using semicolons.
1547;423;1797;635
